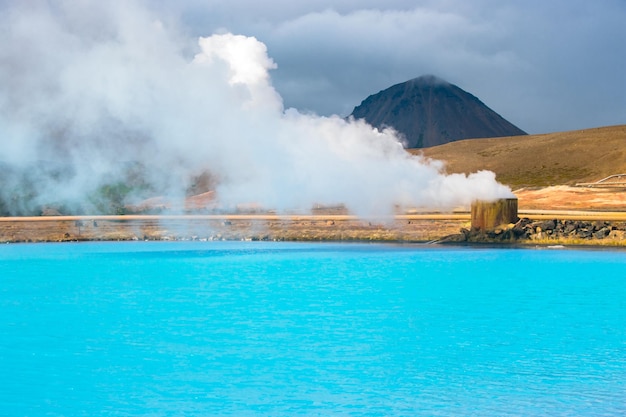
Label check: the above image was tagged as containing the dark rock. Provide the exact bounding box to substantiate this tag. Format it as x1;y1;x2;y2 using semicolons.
592;221;609;232
593;227;611;239
563;221;578;234
534;219;557;231
500;229;515;240
555;220;567;233
513;218;532;237
512;227;529;238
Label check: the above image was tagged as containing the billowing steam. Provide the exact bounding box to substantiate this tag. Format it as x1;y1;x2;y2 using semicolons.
0;1;513;217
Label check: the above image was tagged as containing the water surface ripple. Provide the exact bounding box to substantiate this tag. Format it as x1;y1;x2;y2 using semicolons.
1;242;625;416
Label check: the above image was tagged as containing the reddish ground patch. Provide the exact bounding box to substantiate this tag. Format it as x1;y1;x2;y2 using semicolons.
515;186;626;211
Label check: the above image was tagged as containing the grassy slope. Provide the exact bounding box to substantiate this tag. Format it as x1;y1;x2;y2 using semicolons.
413;125;626;189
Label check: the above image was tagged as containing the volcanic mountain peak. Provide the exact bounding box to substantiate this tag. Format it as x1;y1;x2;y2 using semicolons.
350;75;527;148
407;74;450;86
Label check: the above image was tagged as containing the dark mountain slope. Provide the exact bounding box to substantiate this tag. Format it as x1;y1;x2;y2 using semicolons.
350;75;527;148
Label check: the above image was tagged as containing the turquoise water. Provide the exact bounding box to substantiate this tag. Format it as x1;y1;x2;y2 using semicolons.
1;242;625;416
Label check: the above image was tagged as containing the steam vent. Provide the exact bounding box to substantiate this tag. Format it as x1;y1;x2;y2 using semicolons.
471;198;519;230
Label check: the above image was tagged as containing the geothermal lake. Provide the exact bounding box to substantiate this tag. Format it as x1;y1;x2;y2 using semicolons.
1;241;625;416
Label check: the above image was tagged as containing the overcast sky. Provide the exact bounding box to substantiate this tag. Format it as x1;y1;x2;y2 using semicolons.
150;0;625;134
1;0;624;135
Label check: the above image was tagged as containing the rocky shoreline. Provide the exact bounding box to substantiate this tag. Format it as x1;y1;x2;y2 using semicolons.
2;215;626;246
440;218;626;245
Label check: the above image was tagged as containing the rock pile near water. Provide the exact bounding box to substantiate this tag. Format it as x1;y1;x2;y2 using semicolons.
512;218;626;241
440;218;626;244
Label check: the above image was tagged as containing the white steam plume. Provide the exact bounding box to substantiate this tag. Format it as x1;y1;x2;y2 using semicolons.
0;1;513;216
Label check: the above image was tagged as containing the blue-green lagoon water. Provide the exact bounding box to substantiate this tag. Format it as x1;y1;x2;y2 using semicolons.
1;241;625;416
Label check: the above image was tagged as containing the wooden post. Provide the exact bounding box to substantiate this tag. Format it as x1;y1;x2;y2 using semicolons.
471;198;518;230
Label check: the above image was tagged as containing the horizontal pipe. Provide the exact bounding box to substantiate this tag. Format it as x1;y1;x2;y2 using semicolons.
1;211;625;222
0;214;470;222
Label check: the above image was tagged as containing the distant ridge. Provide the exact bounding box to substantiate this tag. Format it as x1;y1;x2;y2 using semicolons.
416;124;626;189
350;75;527;148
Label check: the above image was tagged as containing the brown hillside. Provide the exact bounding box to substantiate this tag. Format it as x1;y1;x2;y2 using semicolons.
414;125;626;189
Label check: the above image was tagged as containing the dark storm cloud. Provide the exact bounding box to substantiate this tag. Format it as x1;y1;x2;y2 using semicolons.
156;0;626;134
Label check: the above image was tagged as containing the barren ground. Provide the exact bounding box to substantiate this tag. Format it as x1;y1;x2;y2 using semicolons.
2;125;625;244
417;125;626;189
2;186;626;244
515;186;626;211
